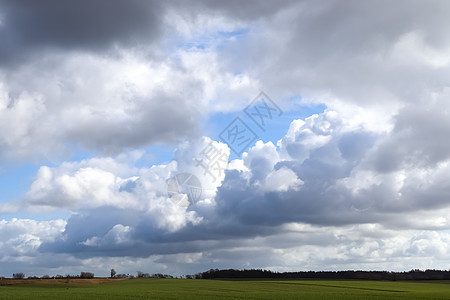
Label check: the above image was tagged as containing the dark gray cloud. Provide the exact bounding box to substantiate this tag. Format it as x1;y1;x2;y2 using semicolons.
0;0;162;65
373;103;450;173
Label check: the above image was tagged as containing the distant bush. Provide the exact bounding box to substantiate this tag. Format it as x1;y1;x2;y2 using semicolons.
41;275;51;279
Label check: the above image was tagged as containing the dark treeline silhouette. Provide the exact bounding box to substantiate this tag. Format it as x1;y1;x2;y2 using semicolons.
136;271;174;279
191;269;450;281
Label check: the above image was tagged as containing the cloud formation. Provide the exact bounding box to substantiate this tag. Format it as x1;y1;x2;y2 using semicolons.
1;0;450;277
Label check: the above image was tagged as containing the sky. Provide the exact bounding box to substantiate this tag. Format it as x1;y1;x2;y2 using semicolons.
1;0;450;277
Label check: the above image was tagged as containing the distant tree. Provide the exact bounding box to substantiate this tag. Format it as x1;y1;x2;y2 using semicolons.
110;269;116;278
13;273;25;279
137;271;150;278
41;275;51;279
151;273;174;279
80;272;94;279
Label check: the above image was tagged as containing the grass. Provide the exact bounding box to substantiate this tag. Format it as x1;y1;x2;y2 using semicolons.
1;278;450;299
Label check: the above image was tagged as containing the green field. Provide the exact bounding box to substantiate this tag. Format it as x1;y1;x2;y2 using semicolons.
1;278;450;299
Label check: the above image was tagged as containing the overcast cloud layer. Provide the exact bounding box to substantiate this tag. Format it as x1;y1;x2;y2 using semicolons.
1;0;450;277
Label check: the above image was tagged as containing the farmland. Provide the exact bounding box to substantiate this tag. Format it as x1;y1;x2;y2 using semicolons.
1;278;450;299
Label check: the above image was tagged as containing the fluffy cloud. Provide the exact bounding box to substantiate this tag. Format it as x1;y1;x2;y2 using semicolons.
0;218;65;259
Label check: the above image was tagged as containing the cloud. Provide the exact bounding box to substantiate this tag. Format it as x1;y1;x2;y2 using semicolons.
0;52;207;159
0;218;65;257
0;40;258;160
212;0;450;111
23;138;231;259
24;153;141;209
0;0;164;66
372;99;450;172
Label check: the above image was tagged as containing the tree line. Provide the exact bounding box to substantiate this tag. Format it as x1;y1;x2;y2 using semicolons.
7;272;95;280
189;268;450;281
